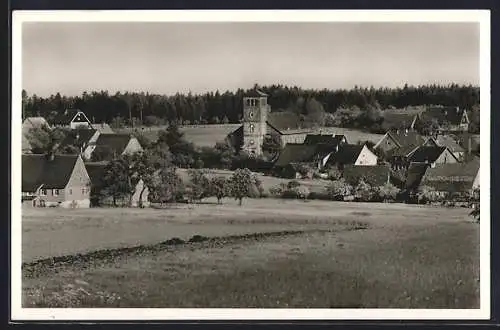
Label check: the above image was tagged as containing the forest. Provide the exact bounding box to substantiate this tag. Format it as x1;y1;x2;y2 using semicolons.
21;83;480;129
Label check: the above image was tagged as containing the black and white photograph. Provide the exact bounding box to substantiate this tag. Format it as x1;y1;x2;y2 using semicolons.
11;10;490;320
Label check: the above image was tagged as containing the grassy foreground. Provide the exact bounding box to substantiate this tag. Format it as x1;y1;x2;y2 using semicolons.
22;221;479;308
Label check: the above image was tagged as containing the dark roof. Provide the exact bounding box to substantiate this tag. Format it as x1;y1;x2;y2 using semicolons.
267;111;305;131
274;144;319;167
85;162;110;187
405;163;430;190
22;154;80;191
304;134;346;146
60;129;98;148
421;158;480;192
327;144;365;165
434;135;465;153
422;106;467;125
381;111;421;130
94;134;134;157
245;89;268;97
342;164;391;187
409;146;450;163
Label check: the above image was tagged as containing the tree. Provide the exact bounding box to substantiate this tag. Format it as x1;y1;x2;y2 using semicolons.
222;115;230;124
354;179;374;202
293;185;310;201
186;169;210;203
262;135;282;161
91;145;117;162
326;179;353;200
101;157;132;206
110;116;126;129
305;98;326;127
149;168;184;205
415;117;440;136
228;168;257;206
26;125;67;154
210;176;230;204
376;182;400;202
416;185;437;204
157;124;197;168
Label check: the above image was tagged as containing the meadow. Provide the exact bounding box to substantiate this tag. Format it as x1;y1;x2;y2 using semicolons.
21;199;479;308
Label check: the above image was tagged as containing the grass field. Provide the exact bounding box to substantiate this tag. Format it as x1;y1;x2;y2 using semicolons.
21;198;471;263
23;218;479;308
117;124;383;148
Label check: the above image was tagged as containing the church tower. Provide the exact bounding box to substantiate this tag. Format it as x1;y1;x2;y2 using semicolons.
242;89;269;156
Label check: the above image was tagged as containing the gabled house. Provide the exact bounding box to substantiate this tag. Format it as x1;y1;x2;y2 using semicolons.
404;163;430;192
85;162;150;207
421;106;470;132
22;153;91;208
419;157;480;197
375;131;434;169
22;117;50;153
431;135;466;161
87;134;143;161
324;144;378;170
408;146;459;166
342;164;393;187
53;109;93;129
381;109;423;132
59;128;100;160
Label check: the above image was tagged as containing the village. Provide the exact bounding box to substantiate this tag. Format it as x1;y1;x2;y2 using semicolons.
21;89;480;210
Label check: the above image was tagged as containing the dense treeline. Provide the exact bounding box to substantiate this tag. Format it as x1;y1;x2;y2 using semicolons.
22;83;479;126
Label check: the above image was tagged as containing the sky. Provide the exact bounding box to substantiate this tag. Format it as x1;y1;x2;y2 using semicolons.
22;22;480;97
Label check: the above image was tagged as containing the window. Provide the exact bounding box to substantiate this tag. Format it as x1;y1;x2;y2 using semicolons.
53;189;59;196
249;124;255;133
249;111;254;119
69;189;72;195
40;189;47;196
250;140;255;145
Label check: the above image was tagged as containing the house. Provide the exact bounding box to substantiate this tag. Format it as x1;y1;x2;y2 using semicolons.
53;109;93;129
85;162;150;207
381;109;423;132
432;135;466;161
324;144;378;169
22;153;91;208
226;90;314;156
421;106;470;132
374;130;428;154
273;144;325;178
408;146;459;166
419;157;480;197
22;117;50;153
87;134;143;161
375;130;434;169
59;128;100;160
342;164;393;187
405;163;431;192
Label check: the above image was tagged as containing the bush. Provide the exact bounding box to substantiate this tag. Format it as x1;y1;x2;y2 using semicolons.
376;183;400;202
326;179;353;201
354;180;375;202
287;180;301;189
269;184;284;197
293;186;310;200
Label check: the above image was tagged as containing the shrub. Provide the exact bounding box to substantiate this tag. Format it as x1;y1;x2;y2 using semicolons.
326;179;353;201
416;185;440;204
293;186;310;201
287;180;301;190
269;184;284;197
376;183;400;202
354;179;375;202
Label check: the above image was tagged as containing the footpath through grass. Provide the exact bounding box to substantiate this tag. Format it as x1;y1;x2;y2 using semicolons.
23;221;479;308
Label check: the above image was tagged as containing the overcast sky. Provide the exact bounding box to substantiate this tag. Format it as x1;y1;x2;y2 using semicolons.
22;22;479;96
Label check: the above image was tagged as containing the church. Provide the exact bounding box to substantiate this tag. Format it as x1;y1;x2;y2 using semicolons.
226;90;315;157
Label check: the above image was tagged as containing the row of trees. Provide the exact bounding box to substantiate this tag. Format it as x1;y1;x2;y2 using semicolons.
22;83;479;128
